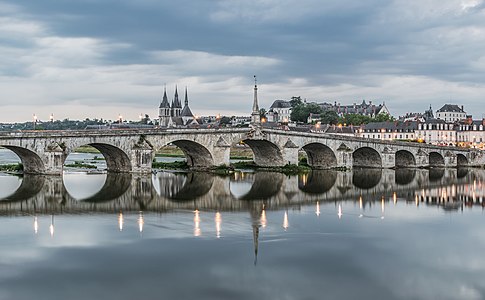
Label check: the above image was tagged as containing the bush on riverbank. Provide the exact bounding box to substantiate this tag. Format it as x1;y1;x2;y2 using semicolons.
0;163;23;172
64;161;97;169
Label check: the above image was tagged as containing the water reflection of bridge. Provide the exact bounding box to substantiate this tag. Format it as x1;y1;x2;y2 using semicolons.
0;168;484;215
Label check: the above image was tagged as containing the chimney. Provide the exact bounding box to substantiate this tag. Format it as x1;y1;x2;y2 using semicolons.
461;105;464;112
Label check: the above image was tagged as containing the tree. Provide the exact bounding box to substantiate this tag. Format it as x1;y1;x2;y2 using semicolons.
290;102;323;123
290;96;303;107
319;110;339;125
374;113;395;122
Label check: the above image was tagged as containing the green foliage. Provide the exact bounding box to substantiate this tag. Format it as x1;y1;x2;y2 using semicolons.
0;163;23;172
337;113;395;125
152;160;189;170
64;161;97;169
319;110;339;125
219;116;232;125
290;101;323;123
289;96;303;107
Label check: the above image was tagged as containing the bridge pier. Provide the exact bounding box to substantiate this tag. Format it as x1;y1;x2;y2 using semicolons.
43;148;67;175
381;151;395;168
282;147;299;165
211;144;231;167
131;148;155;174
336;147;353;169
444;151;457;168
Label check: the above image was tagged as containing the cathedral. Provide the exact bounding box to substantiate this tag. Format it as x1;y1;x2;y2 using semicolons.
158;86;198;127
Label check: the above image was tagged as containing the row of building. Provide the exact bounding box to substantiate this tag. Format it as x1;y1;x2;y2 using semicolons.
329;104;484;148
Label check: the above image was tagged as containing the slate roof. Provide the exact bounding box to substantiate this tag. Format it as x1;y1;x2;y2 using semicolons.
270;100;292;109
437;104;464;113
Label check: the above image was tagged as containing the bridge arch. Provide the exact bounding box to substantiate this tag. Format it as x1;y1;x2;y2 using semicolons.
353;147;382;168
66;143;132;172
301;143;337;168
457;154;468;167
395;150;416;168
242;139;285;166
166;140;213;167
1;145;45;174
429;152;445;167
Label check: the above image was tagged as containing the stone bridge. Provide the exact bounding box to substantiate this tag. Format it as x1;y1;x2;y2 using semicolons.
0;127;483;174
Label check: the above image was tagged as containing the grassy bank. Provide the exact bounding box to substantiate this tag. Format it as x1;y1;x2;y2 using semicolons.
0;163;23;173
64;161;97;169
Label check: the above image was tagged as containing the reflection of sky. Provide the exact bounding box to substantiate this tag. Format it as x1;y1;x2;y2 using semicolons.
0;174;22;198
0;202;485;300
63;173;106;200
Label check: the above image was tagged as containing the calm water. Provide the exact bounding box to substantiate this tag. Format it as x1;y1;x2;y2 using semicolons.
0;149;485;300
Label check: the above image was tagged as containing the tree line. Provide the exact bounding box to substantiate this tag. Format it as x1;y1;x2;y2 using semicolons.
288;96;394;125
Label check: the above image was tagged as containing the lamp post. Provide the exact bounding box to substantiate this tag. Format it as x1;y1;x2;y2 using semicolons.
33;114;37;130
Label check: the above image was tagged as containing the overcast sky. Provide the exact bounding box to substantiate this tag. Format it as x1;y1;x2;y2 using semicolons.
1;0;485;122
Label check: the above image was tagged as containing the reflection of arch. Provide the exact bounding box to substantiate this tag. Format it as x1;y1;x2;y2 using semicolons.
153;172;214;201
299;170;337;194
457;154;468;167
1;146;45;174
0;175;45;202
429;168;445;182
353;168;382;189
76;173;132;202
457;168;468;179
301;143;337;168
232;172;284;200
169;140;213;167
395;168;416;185
353;147;382;168
395;150;416;168
429;152;445;167
242;140;284;166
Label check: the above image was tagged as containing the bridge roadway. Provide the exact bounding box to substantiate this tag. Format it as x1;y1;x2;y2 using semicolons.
0;127;483;174
0;169;482;215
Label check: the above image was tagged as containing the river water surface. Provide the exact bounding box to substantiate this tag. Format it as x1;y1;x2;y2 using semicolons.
0;149;484;300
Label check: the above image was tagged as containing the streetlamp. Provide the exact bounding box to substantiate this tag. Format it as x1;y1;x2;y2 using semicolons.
33;114;37;130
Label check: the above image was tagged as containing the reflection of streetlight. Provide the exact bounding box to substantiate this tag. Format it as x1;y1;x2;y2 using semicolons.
49;215;54;237
215;212;222;238
283;211;289;231
118;211;124;231
34;216;39;234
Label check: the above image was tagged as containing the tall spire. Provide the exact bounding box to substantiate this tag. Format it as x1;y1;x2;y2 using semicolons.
174;85;180;107
159;85;170;108
251;75;261;125
184;87;189;106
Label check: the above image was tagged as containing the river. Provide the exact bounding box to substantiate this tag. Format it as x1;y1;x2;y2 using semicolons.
0;149;484;300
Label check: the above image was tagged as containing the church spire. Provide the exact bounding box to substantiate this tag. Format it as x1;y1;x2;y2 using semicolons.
251;75;261;125
184;86;189;106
